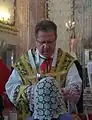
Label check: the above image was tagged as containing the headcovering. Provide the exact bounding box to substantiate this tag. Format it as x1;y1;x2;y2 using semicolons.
33;76;67;120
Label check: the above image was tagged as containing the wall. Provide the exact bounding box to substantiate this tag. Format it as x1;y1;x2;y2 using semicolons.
47;0;72;52
16;0;74;55
16;0;29;55
16;0;45;56
74;0;92;113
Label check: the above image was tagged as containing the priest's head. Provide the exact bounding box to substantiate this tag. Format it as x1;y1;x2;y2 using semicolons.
35;20;57;58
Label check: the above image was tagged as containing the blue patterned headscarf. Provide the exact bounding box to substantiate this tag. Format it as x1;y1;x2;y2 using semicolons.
33;77;67;120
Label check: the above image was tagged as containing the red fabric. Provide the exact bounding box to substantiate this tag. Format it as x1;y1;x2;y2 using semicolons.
88;114;92;120
40;58;52;74
0;59;13;109
2;93;13;108
0;59;10;94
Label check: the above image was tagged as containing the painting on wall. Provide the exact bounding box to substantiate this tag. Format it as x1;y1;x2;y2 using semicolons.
0;0;16;26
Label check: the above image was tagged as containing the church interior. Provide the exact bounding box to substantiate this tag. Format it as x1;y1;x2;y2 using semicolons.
0;0;92;120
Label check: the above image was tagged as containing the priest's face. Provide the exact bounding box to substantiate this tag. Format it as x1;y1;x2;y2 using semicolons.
36;31;57;58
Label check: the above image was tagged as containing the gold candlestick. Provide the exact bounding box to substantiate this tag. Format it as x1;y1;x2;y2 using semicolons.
65;20;75;31
65;20;75;52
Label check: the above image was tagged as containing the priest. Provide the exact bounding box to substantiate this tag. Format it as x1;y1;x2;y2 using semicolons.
5;20;82;120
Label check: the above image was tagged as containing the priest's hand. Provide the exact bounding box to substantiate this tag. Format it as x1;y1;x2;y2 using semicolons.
61;88;80;103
